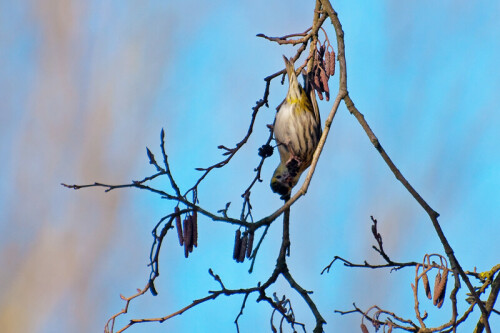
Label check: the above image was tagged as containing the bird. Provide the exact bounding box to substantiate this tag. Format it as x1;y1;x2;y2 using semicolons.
270;56;322;199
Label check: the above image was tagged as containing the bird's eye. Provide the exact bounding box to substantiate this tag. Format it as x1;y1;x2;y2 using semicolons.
276;175;281;179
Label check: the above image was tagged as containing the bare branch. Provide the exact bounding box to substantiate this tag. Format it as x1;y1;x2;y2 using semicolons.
319;0;490;330
63;1;495;332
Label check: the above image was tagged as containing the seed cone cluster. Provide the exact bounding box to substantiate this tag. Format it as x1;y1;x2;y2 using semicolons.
310;43;335;101
175;206;198;258
233;229;255;263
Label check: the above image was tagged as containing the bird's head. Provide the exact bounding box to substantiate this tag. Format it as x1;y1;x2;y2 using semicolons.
270;162;300;199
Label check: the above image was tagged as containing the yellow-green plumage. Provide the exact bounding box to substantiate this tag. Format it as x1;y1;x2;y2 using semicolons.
270;56;322;198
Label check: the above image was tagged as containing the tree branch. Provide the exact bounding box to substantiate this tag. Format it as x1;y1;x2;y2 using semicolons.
319;0;490;330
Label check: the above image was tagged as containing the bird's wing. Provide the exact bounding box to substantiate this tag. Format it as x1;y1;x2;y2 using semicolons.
309;87;321;124
303;72;321;124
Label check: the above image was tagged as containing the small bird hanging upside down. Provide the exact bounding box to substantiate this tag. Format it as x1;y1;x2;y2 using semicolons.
270;56;322;199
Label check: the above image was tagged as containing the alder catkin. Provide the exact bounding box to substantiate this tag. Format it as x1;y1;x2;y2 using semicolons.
325;51;331;76
183;217;191;258
187;216;194;253
314;67;324;100
319;44;326;57
233;230;241;260
313;54;320;75
175;207;183;246
436;293;445;308
360;323;369;333
317;90;324;101
433;271;442;306
192;210;198;247
314;70;321;91
329;50;336;76
320;69;330;101
422;271;432;300
436;267;448;308
246;231;254;258
238;233;248;263
184;217;192;248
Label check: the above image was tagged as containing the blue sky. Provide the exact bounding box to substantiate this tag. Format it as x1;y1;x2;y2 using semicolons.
1;1;499;332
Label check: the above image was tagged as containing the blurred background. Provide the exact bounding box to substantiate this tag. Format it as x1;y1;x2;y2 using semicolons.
1;1;499;332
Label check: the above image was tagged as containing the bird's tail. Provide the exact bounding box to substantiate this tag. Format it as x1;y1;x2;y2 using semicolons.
283;56;300;95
